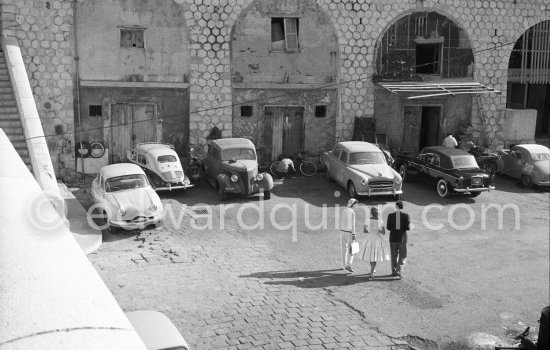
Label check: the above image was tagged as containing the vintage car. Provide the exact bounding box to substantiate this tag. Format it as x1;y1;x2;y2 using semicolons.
322;141;403;199
395;146;495;198
90;163;164;232
127;143;193;191
126;310;189;350
202;138;273;200
496;144;550;187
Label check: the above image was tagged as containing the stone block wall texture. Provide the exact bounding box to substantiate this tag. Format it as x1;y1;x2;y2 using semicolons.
1;0;549;174
0;0;76;177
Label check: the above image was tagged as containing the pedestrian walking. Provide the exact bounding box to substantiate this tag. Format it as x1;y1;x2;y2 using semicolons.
442;132;458;148
359;207;390;280
340;198;359;272
386;200;410;278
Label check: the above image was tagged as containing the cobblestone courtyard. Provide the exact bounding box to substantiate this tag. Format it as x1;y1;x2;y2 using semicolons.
89;223;410;350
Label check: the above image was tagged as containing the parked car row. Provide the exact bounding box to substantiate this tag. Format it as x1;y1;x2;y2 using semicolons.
89;139;549;232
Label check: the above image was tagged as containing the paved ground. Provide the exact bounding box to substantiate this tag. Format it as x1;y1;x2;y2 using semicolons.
81;171;549;350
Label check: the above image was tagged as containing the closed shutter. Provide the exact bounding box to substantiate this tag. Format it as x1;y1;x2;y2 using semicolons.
284;18;299;51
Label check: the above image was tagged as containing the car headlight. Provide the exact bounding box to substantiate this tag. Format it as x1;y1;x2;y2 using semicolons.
360;179;368;186
118;209;126;217
256;173;264;181
455;177;464;186
395;176;402;184
231;174;239;183
150;203;158;211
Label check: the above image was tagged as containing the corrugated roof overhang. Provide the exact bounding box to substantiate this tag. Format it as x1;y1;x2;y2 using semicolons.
379;82;501;99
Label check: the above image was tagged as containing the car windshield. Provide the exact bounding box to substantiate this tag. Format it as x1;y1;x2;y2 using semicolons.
451;155;478;169
348;152;386;165
531;152;550;161
157;155;177;163
221;148;256;161
105;174;147;192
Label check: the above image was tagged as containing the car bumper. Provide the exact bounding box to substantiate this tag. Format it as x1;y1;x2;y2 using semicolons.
534;181;550;187
454;186;495;194
154;182;194;191
109;215;163;230
357;189;403;196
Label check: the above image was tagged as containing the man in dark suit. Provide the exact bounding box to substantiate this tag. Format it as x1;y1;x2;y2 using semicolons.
386;200;410;278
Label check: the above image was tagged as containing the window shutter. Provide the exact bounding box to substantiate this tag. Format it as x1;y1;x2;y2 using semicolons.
284;18;299;51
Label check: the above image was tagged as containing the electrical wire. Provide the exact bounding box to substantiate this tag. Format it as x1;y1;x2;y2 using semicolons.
20;31;545;142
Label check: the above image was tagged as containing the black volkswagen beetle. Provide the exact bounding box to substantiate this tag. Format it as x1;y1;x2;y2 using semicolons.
394;146;495;198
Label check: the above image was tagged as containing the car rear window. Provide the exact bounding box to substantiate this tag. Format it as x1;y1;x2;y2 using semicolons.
450;155;478;169
349;152;386;165
158;155;177;163
532;152;550;161
105;174;147;192
221;148;256;161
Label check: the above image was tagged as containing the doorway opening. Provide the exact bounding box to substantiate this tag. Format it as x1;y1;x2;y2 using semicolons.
403;105;441;153
264;106;305;163
416;43;441;74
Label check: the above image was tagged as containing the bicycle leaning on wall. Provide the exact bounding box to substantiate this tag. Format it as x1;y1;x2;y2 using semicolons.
269;152;317;178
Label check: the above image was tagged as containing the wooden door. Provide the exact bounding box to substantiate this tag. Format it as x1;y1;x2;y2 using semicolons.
403;106;422;154
282;108;304;156
110;103;156;163
264;107;304;162
132;104;156;144
111;103;131;163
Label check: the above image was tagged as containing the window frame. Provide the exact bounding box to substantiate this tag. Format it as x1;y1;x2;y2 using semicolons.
120;27;145;48
270;17;300;53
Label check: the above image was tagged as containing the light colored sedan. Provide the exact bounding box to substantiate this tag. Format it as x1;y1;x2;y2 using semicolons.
496;144;550;187
322;141;403;199
90;163;164;232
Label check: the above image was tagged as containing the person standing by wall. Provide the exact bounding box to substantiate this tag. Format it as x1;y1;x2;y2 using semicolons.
442;132;458;148
340;198;359;272
386;200;410;278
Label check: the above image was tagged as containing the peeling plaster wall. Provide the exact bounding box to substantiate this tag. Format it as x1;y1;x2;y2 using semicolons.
76;0;190;82
232;88;337;164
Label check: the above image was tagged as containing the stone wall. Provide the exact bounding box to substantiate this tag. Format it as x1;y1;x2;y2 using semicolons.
0;0;76;178
1;0;549;175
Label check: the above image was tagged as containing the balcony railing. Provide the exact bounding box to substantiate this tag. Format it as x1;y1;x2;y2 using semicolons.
507;68;550;84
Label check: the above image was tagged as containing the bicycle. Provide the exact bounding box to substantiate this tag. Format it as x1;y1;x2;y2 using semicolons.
270;152;317;178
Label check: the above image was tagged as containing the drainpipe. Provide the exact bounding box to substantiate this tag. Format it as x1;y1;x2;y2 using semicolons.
72;0;84;179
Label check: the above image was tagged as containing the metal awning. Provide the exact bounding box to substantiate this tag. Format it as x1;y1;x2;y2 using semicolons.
379;82;501;99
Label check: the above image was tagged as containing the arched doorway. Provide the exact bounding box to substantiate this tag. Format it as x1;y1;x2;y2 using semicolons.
507;20;550;139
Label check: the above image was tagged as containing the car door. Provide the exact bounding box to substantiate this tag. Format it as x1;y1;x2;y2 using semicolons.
328;147;342;179
426;153;442;178
336;149;348;185
504;147;523;178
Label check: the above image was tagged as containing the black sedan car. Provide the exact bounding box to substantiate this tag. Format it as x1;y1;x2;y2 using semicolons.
394;146;495;198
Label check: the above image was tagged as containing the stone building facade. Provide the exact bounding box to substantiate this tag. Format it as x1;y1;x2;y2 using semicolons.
0;0;549;174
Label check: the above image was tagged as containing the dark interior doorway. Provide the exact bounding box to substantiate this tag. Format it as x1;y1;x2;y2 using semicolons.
416;44;441;74
419;106;441;149
403;105;441;153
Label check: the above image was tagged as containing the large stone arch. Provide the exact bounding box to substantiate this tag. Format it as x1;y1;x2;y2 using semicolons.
373;8;475;80
505;19;550;140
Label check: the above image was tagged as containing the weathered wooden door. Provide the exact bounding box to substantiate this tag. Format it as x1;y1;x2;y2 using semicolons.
111;103;131;163
264;107;304;162
403;106;422;154
132;104;156;144
110;103;156;162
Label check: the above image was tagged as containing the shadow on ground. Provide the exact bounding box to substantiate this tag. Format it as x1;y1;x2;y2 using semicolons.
239;269;401;288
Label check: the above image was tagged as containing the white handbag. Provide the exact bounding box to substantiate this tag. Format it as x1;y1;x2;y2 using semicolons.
350;240;360;255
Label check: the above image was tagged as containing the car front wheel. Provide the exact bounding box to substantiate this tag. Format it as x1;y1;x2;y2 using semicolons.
521;174;533;188
218;182;227;201
348;181;357;199
436;179;451;198
399;164;408;182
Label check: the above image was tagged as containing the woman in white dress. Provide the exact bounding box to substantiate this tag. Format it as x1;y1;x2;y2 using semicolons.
360;207;390;280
